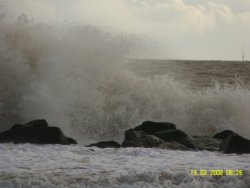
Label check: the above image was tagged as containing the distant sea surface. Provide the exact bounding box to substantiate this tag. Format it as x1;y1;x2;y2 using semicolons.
129;59;250;90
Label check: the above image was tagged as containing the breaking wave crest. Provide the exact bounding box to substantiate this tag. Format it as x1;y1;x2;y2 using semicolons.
1;14;250;144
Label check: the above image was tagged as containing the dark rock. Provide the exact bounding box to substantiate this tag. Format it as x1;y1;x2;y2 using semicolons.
87;141;121;148
213;130;234;140
25;119;49;128
10;124;23;129
212;130;250;153
154;129;188;140
11;119;49;129
220;133;250;154
122;129;165;148
192;136;222;151
153;129;196;149
134;121;176;134
66;137;78;144
0;119;77;145
122;121;195;150
158;141;191;151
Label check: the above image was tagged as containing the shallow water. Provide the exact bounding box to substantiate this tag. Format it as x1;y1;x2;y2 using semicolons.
0;144;249;188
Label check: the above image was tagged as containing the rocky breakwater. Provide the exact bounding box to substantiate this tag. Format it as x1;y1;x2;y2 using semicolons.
0;119;77;145
89;121;250;154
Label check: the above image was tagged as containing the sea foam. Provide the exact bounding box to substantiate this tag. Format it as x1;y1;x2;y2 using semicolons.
0;144;249;188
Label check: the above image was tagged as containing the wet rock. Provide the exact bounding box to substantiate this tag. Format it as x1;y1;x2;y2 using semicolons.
220;133;250;154
134;121;176;134
122;121;195;150
66;137;78;145
158;141;191;151
11;119;49;129
87;141;121;148
213;130;250;153
213;130;234;140
192;136;222;151
153;129;196;149
0;119;77;145
122;129;165;148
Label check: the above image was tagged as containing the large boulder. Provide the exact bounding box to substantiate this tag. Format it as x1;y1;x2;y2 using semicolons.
153;129;196;149
86;141;121;148
191;136;222;151
158;141;191;151
220;133;250;154
213;130;234;140
0;119;77;145
122;129;165;148
11;119;49;129
122;121;195;150
134;121;176;134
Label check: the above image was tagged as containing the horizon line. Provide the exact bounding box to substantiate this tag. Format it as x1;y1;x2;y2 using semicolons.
127;57;250;62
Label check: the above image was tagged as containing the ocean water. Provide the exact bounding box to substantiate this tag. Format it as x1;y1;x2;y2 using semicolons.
1;60;250;188
129;59;250;90
1;8;250;187
0;144;249;188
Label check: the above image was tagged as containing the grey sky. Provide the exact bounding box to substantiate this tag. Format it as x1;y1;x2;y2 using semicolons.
2;0;250;60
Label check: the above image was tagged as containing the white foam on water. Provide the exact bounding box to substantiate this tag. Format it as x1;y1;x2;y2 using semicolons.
0;144;249;188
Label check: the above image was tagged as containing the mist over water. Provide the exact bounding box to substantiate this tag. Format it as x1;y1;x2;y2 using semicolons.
0;15;139;142
1;4;250;144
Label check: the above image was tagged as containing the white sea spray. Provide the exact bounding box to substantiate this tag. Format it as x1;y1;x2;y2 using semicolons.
1;1;250;144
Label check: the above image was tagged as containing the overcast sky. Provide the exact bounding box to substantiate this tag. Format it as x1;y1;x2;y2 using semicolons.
2;0;250;60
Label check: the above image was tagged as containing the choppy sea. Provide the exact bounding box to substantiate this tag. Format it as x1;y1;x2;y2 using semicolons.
1;59;250;188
